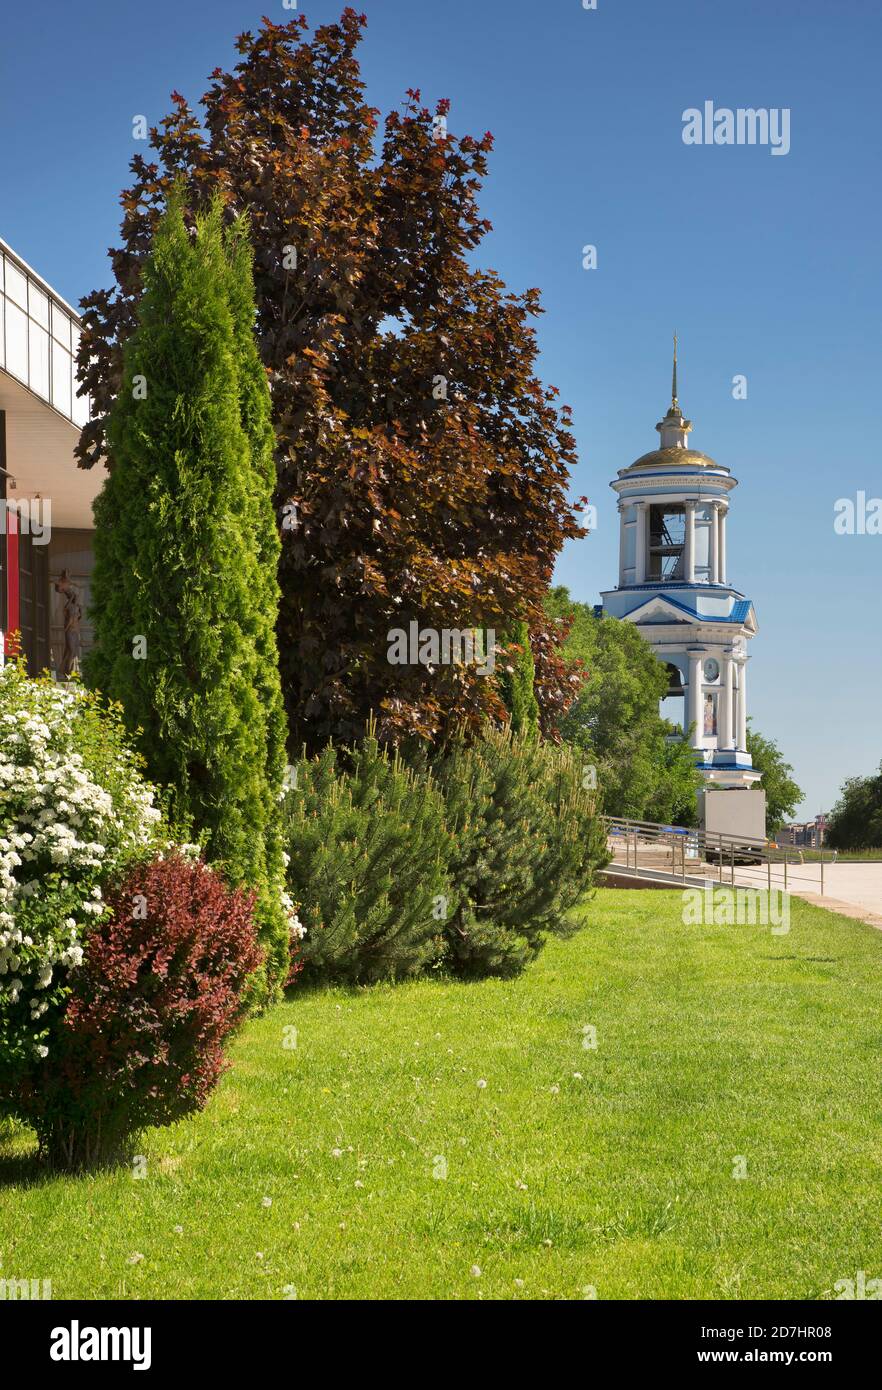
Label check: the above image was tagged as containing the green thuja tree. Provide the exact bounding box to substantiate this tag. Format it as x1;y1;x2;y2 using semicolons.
86;192;289;1005
224;216;290;991
499;621;540;741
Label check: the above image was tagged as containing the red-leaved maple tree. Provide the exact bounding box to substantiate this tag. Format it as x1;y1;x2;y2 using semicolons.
77;9;586;752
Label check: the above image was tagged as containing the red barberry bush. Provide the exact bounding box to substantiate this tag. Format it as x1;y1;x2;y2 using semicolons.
14;854;262;1169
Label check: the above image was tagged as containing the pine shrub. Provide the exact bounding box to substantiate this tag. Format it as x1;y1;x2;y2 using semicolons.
437;727;608;979
283;733;452;985
283;724;607;986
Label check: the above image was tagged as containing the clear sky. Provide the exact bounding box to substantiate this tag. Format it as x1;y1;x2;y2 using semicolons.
3;0;880;817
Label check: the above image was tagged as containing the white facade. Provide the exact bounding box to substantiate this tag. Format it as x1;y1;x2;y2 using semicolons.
1;236;103;672
600;364;761;791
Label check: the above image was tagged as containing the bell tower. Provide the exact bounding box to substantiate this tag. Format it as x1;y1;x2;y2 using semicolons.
600;341;761;792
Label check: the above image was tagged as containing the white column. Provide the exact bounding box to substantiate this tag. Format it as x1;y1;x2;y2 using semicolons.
618;504;627;587
718;506;728;586
708;502;719;583
737;659;748;750
635;501;648;585
721;655;734;749
687;653;703;749
684;500;696;583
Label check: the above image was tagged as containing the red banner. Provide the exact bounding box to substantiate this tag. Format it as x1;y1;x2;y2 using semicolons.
5;505;20;658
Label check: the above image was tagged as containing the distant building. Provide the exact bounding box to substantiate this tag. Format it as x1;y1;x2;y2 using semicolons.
776;815;828;849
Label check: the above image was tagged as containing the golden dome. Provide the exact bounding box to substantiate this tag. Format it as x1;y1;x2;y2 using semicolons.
624;446;724;473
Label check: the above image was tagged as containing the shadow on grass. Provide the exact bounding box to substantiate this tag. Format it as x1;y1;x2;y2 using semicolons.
281;972;442;1000
0;1130;135;1187
0;1137;55;1189
282;973;347;1001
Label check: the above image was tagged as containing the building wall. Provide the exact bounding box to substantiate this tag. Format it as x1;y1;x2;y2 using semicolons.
0;243;90;429
1;238;100;677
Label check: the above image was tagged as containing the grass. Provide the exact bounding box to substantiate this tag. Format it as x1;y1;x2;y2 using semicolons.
3;887;882;1300
796;848;882;863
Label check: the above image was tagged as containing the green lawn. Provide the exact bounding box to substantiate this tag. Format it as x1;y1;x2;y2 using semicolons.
3;887;882;1300
797;848;882;863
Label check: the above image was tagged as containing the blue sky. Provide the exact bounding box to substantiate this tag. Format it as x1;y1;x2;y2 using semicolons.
3;0;880;817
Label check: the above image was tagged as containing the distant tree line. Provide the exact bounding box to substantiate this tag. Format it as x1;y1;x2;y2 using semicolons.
826;763;882;850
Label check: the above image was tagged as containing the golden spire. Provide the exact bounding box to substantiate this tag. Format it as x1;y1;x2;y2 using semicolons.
671;331;679;410
656;333;693;443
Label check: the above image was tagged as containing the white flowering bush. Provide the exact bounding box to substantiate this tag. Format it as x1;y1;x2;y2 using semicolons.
0;661;163;1079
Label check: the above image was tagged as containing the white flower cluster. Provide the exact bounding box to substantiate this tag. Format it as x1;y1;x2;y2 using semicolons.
0;669;162;1060
279;852;305;940
281;888;306;941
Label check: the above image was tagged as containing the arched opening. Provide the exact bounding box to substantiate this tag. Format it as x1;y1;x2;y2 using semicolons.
648;503;685;580
660;661;685;732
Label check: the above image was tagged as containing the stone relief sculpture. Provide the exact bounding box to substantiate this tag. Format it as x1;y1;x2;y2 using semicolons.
54;570;82;679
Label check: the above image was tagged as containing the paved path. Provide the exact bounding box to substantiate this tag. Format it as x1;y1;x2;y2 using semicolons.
731;862;882;928
603;852;882;929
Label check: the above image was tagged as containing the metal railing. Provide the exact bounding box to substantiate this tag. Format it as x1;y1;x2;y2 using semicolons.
602;815;836;896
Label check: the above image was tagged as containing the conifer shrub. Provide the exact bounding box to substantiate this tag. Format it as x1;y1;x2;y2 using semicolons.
498;621;540;740
283;733;452;985
436;728;608;979
85;193;291;1006
282;723;606;986
12;854;261;1169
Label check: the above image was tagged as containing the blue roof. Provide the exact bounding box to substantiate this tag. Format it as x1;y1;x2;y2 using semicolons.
631;593;754;624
